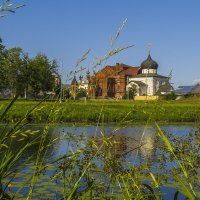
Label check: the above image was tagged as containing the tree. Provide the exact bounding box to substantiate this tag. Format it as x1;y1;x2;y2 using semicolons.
6;47;29;96
64;87;71;99
0;42;8;92
164;91;177;100
156;81;173;96
28;54;57;98
128;83;137;99
0;45;29;97
77;88;87;98
0;42;58;99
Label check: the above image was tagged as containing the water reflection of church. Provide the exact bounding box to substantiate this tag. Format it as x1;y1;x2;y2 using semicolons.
111;128;156;160
90;127;157;161
70;53;171;98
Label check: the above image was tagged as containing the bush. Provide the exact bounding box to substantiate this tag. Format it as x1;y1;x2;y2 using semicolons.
77;88;87;98
163;91;177;100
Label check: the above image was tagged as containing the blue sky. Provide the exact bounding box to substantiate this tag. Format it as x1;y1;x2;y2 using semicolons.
1;0;200;87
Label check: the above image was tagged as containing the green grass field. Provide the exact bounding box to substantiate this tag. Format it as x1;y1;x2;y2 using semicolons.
1;97;200;124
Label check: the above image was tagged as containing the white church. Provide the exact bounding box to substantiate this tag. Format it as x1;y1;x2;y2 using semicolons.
126;53;172;96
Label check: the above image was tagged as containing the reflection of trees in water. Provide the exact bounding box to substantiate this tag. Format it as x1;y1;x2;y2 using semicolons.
6;126;157;166
2;125;157;180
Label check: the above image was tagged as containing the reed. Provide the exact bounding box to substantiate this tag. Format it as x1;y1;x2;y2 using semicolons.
0;97;199;199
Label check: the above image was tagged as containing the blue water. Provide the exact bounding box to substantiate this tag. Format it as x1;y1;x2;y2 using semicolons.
4;124;197;199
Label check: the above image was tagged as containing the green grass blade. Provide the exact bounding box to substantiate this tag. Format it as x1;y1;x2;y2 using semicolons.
0;94;19;122
143;183;161;200
174;191;179;200
175;175;196;200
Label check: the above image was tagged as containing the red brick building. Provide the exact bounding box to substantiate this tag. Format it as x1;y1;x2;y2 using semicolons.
70;53;171;99
88;63;141;98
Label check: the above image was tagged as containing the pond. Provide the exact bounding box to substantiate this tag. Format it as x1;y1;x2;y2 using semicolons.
2;124;199;199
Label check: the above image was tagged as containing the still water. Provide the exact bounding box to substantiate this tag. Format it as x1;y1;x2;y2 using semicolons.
4;124;197;199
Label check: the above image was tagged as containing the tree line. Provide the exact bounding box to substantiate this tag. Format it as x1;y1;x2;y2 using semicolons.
0;41;60;99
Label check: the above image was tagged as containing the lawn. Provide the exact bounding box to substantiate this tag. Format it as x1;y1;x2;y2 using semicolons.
0;97;200;124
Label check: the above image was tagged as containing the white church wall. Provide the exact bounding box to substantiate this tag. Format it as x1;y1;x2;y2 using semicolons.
128;76;169;96
154;77;169;93
128;77;154;95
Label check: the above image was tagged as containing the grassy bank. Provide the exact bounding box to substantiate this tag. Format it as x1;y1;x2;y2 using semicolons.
1;97;200;123
1;97;199;199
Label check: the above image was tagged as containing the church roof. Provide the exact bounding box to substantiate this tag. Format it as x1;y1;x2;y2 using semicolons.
141;54;158;70
70;76;78;85
132;74;167;78
119;66;140;76
105;63;131;71
96;63;140;76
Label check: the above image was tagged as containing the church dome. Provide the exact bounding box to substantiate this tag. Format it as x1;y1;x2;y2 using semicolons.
71;76;78;85
141;54;158;70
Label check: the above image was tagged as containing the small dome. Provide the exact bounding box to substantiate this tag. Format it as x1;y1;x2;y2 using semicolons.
71;76;78;85
141;54;158;69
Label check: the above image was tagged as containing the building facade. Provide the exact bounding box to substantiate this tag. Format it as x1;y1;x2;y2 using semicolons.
127;54;170;96
88;63;140;98
70;53;172;99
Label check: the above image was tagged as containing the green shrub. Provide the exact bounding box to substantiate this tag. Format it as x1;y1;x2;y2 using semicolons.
163;91;177;100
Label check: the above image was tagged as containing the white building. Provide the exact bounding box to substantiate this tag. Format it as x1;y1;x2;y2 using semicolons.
127;53;171;96
78;80;89;90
